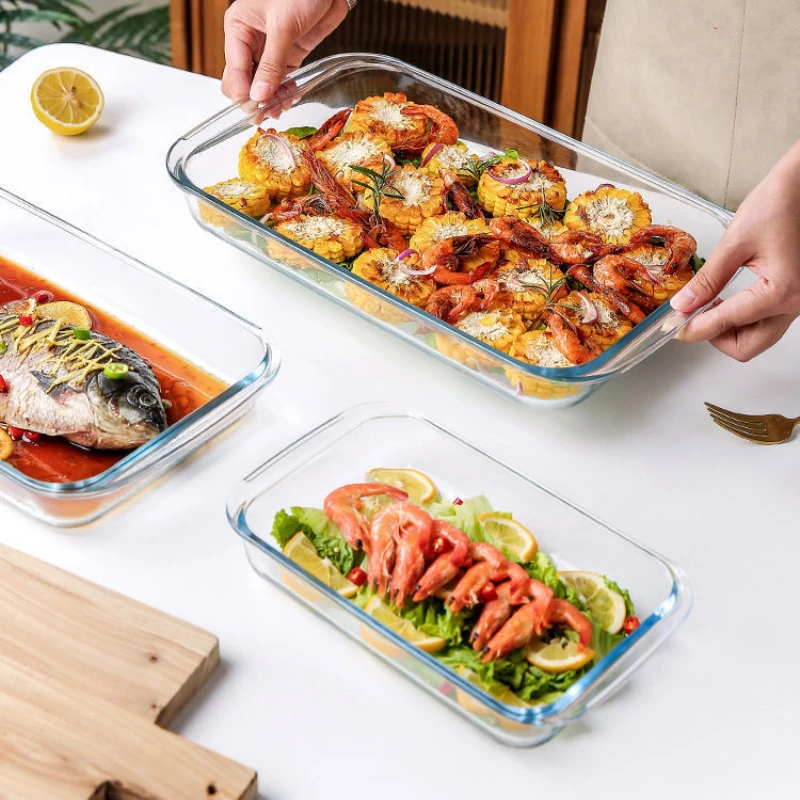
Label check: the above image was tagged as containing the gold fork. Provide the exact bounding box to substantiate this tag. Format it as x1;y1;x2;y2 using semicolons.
705;402;800;444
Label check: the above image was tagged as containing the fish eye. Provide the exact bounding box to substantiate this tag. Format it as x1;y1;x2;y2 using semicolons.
126;385;158;409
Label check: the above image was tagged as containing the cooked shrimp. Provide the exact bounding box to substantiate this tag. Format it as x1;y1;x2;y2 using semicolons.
323;483;408;551
396;104;459;158
441;169;484;220
412;520;472;602
547;230;608;265
547;598;593;650
543;309;604;365
377;502;435;608
629;225;697;275
421;234;501;285
567;265;647;324
470;279;503;311
426;285;478;324
593;254;660;314
303;108;351;152
301;149;356;207
365;219;408;251
470;583;513;652
489;216;552;259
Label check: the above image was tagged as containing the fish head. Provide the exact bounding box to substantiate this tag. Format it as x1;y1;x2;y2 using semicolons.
87;369;168;449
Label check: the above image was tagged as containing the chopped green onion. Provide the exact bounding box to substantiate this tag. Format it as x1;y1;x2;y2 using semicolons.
73;327;91;340
0;341;6;355
103;362;129;380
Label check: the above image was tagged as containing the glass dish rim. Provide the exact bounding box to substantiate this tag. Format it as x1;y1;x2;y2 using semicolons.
167;51;733;385
226;401;693;727
0;186;280;496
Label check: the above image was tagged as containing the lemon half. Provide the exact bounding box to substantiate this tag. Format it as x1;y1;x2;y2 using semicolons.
366;467;437;504
478;513;538;562
31;68;104;136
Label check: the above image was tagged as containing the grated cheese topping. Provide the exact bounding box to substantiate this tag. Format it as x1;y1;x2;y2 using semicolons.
522;335;571;368
214;180;257;199
430;219;469;241
433;145;470;170
458;311;510;342
583;196;636;238
392;170;434;207
370;98;415;129
628;246;669;272
255;135;304;174
282;216;347;240
501;263;558;292
516;168;557;194
325;136;381;172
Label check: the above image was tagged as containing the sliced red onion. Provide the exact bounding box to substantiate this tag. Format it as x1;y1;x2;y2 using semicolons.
487;160;532;186
383;153;396;171
397;249;436;276
577;293;598;324
420;142;443;168
265;133;295;166
642;265;664;285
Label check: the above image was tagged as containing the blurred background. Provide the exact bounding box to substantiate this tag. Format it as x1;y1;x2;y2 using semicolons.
1;0;606;138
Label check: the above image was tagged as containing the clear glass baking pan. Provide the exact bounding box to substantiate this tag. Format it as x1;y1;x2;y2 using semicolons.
0;187;279;526
168;53;733;408
227;403;692;746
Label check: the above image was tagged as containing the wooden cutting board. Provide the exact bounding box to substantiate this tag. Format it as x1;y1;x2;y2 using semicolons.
0;544;257;800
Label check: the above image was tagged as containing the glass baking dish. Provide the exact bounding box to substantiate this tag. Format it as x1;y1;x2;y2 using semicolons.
168;53;733;408
227;403;692;746
0;187;279;526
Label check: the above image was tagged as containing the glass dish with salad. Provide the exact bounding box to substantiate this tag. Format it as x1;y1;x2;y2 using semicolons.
227;404;692;745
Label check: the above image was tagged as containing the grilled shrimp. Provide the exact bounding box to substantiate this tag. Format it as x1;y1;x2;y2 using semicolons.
365;219;408;251
323;483;409;551
426;285;478;324
303;108;351;152
547;598;593;650
489;216;552;259
470;583;513;652
301;149;356;206
547;230;608;265
371;502;434;607
470;279;503;311
567;265;647;324
593;254;661;313
441;169;484;220
396;104;459;158
412;520;472;602
543;309;604;365
628;225;697;275
421;234;501;285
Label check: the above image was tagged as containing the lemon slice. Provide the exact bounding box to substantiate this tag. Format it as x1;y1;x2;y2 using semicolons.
364;596;445;652
36;301;92;329
283;531;357;598
478;513;538;561
31;68;104;136
559;570;626;633
0;429;14;461
525;635;596;673
366;468;437;504
455;666;534;730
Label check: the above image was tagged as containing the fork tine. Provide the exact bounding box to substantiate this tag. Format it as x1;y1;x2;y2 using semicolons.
704;402;770;425
710;416;775;443
707;409;768;435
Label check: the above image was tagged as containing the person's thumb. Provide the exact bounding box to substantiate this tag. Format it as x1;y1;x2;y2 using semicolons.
670;225;750;314
250;24;295;102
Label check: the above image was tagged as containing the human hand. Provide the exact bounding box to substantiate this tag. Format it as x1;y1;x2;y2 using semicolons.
672;140;800;361
222;0;351;103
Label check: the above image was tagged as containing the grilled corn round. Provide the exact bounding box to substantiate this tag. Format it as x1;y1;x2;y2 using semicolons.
239;129;311;200
492;252;567;323
623;244;692;301
564;185;651;246
364;165;446;236
437;309;526;368
478;158;566;220
200;178;271;226
273;214;364;263
506;330;581;399
420;142;480;185
317;131;393;195
348;92;426;151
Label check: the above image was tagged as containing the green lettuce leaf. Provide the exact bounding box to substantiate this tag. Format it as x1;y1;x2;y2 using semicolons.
603;576;635;617
271;506;361;575
524;551;585;610
590;624;626;660
426;495;496;542
397;598;466;646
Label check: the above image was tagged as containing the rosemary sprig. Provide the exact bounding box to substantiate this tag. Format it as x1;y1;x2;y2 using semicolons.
457;147;519;184
518;187;566;228
350;162;404;222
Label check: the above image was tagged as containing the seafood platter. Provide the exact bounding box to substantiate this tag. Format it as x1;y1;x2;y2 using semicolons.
168;53;733;408
0;188;278;525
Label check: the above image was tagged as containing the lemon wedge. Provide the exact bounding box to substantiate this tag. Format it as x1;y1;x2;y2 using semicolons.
363;596;445;652
31;68;104;136
478;513;538;561
366;468;437;504
0;429;14;461
559;570;626;633
36;301;92;329
283;531;357;599
525;635;595;673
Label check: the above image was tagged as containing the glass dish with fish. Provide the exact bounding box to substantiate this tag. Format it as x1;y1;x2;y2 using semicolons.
168;53;734;408
0;187;279;526
227;403;692;745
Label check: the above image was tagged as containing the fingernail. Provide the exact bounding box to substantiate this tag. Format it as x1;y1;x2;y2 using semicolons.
670;285;696;313
250;81;274;102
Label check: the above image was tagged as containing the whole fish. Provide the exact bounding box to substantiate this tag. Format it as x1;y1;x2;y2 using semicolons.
0;312;167;450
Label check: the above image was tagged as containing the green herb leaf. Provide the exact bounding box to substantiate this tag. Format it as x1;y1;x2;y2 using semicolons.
285;125;318;140
689;253;706;273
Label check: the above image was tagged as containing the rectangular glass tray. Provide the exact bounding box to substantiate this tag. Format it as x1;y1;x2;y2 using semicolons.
0;187;279;526
226;403;692;746
168;53;733;408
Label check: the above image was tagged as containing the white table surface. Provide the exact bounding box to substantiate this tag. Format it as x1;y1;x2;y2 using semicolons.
1;45;798;800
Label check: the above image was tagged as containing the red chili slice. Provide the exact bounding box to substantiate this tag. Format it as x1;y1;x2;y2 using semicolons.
0;375;7;393
8;426;24;441
19;314;33;326
479;583;498;603
347;567;367;587
453;497;463;505
23;431;41;443
33;290;52;304
622;616;640;634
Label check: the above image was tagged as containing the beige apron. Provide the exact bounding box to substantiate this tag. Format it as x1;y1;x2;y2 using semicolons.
582;0;800;210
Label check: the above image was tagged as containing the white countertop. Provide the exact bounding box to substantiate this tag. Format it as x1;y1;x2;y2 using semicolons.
1;45;797;799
